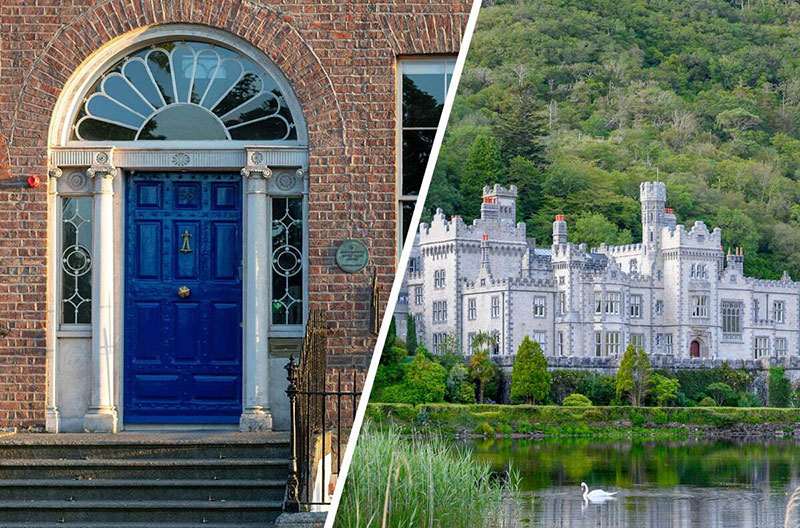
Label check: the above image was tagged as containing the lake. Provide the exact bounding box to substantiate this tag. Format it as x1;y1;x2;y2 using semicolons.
459;437;800;528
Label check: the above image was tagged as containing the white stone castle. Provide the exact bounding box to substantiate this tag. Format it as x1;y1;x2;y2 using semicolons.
396;182;800;361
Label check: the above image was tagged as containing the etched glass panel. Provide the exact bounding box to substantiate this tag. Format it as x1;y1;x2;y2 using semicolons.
72;41;298;142
271;197;303;325
61;197;93;324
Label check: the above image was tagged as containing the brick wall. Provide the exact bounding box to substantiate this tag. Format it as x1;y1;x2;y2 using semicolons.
0;0;471;428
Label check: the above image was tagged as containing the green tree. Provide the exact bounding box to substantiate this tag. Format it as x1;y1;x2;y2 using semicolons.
568;212;634;248
470;331;498;355
651;374;680;407
469;352;496;404
406;314;417;357
446;363;476;404
403;354;448;404
616;344;652;406
494;88;547;166
706;382;736;407
381;317;397;365
510;336;551;404
769;367;792;407
461;134;504;220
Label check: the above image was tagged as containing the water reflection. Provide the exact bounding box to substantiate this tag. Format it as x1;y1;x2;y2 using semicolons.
459;437;800;528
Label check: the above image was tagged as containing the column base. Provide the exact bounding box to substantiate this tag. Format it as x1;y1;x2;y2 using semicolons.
83;407;118;433
45;408;60;433
239;408;273;431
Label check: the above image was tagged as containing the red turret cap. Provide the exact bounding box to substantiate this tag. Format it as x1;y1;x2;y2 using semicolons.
555;214;565;222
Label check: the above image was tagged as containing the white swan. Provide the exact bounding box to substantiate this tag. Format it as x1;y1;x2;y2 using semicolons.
581;482;617;501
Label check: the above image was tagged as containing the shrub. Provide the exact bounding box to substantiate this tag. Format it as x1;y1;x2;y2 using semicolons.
655;364;754;401
738;391;760;408
517;421;535;434
562;393;593;407
706;382;736;407
549;371;615;405
446;363;475;403
406;354;448;403
698;396;717;407
651;374;680;406
652;409;668;425
496;424;513;435
511;337;551;404
476;422;495;436
769;367;792;407
629;412;645;426
582;409;605;422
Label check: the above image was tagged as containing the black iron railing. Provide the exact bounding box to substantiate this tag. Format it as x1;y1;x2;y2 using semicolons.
284;311;362;512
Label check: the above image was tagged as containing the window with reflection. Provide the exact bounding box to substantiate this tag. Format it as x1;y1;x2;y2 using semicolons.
61;197;93;325
72;41;298;142
271;197;304;325
398;58;455;251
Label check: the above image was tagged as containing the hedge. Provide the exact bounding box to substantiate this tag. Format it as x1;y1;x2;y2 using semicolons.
366;402;800;434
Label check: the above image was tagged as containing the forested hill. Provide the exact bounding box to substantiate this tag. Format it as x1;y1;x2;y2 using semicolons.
429;0;800;280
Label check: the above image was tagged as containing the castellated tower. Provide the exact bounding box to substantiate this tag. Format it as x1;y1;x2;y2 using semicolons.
550;216;588;356
640;181;667;275
481;184;518;224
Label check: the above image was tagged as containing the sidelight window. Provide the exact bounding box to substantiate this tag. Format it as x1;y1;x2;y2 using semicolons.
60;197;93;325
271;197;304;325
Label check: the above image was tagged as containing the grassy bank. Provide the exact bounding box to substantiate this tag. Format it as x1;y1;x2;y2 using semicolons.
367;403;800;437
334;423;517;528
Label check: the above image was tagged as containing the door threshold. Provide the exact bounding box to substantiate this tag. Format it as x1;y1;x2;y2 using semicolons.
123;424;239;432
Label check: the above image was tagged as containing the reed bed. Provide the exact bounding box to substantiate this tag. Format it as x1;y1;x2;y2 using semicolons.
334;422;518;528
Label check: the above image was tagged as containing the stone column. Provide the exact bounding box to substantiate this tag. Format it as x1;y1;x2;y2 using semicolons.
45;167;62;432
83;158;118;433
239;162;273;431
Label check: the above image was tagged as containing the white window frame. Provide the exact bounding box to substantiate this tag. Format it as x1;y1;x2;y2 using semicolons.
533;296;546;318
491;296;500;319
559;292;566;315
605;292;620;315
467;298;477;321
594;292;602;314
691;295;709;318
775;337;787;357
629;294;642;318
533;331;547;351
414;286;423;305
655;300;663;315
397;57;457;253
557;331;564;356
595;331;602;357
630;333;644;349
754;336;770;359
605;331;620;356
721;300;743;335
773;300;786;324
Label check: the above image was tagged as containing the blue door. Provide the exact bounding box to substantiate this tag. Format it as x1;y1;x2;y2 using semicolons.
124;172;242;423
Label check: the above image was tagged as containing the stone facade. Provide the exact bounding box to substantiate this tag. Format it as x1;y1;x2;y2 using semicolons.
398;182;800;367
0;0;471;429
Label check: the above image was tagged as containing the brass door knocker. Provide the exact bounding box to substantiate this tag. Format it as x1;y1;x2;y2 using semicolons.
180;229;193;254
178;286;191;298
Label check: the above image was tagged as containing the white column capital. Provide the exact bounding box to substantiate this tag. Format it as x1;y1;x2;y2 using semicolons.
47;167;62;196
240;166;273;179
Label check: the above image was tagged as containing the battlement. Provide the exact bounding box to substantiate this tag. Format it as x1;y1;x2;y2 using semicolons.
640;181;666;202
419;207;527;246
592;243;644;255
662;222;722;249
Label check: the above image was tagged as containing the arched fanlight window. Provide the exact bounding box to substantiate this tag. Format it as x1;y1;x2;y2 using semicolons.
71;41;298;142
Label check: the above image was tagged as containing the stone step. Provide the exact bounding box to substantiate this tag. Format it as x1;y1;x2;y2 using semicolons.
0;433;289;460
0;458;287;480
0;500;283;523
0;524;271;528
0;478;286;502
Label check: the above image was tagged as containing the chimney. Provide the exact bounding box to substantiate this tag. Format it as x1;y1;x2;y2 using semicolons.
727;246;744;274
553;214;567;245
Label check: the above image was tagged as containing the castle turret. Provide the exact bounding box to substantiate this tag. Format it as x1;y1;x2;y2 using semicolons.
553;214;567;245
640;181;667;249
481;184;518;223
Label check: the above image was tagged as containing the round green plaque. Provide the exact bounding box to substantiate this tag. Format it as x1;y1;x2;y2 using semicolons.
336;239;370;273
